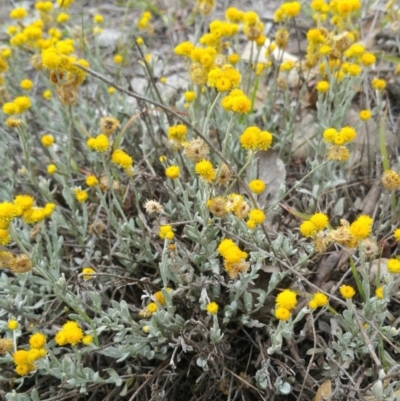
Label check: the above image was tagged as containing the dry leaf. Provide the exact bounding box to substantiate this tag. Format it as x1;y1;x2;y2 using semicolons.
315;380;332;401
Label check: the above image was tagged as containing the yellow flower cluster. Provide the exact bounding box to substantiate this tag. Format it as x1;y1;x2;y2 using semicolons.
2;95;31;115
308;292;329;309
55;321;92;347
159;225;174;240
137;11;153;33
323;126;357;162
275;289;297;321
168;124;188;143
0;197;55;245
207;65;241;92
299;212;329;238
217;238;249;279
13;334;47;376
221;89;251;114
111;149;133;172
87;134;110;153
274;2;302;22
239;126;273;151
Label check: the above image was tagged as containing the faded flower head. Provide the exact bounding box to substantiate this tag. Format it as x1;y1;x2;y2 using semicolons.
143;200;164;215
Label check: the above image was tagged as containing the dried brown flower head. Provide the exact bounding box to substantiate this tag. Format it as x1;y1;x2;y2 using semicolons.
100;116;120;136
217;164;232;186
0;338;13;355
89;220;106;236
184;139;209;162
361;238;379;258
11;254;32;274
143;200;164;215
207;197;227;217
382;170;400;191
0;251;15;268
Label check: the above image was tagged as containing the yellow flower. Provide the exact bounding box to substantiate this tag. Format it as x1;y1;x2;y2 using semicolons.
276;289;297;310
82;267;95;280
113;54;123;64
387;258;400;274
339;285;356;299
316;81;330;93
240;126;259;150
371;78;386;91
111;149;133;169
146;302;158;314
313;292;328;307
300;220;317;238
15;363;33;376
85;175;99;187
165;165;180;179
93;14;103;23
43;90;52;100
0;202;18;223
206;301;219;315
195;159;215;182
248;179;266;194
394;229;400;242
375;286;383;299
0;229;10;245
82;334;93;345
310;212;329;230
29;333;46;349
246;220;256;230
349;215;373;240
275;307;291;321
14;96;31;113
41;134;54;147
10;7;27;19
57;12;69;23
20;79;33;90
361;53;376;66
159;225;174;240
108;87;115;94
184;91;196;102
174;41;195;57
92;134;109;152
74;189;88;203
8;320;19;331
359;109;371;121
308;299;318;309
55;321;83;346
2;102;18;115
47;164;57;174
248;209;265;225
228;53;240;64
136;37;144;45
168;124;187;142
13;350;29;365
14;195;34;212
